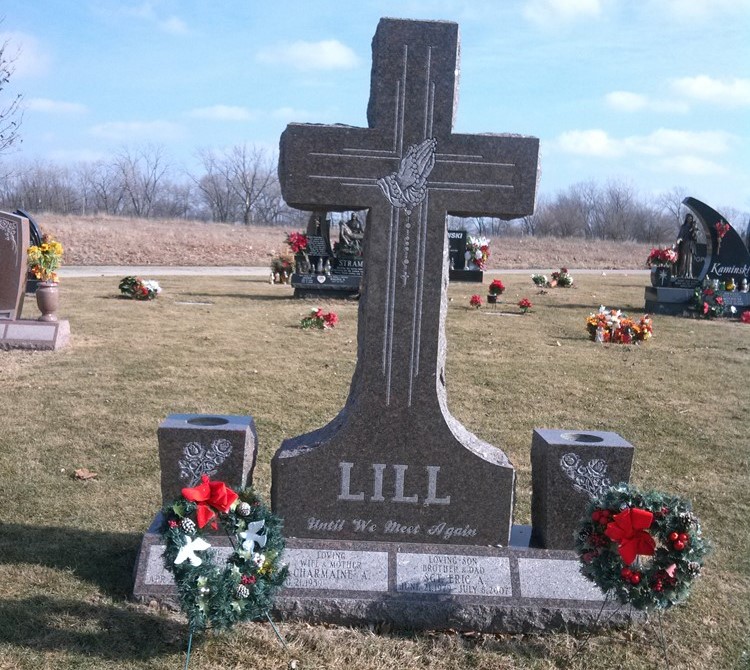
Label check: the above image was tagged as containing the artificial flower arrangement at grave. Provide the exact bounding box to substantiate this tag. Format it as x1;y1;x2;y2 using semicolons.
518;297;532;314
692;287;725;319
465;235;490;270
27;234;64;283
550;267;574;288
285;231;309;272
531;273;548;287
469;294;482;309
715;221;730;254
585;306;653;344
741;311;750;324
646;247;678;268
269;252;294;284
575;484;708;612
161;475;288;633
488;279;505;295
300;307;338;329
118;276;161;300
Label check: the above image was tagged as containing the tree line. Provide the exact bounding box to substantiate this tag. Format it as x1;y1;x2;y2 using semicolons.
0;145;747;242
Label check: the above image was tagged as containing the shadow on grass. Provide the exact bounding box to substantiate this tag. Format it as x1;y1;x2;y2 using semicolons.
0;596;184;660
177;291;296;302
0;523;141;599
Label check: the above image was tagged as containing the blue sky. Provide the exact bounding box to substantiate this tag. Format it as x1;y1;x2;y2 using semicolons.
2;0;749;217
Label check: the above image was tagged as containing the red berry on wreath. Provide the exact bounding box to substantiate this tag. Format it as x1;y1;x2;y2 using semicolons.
678;533;688;542
630;573;641;585
621;567;632;579
668;531;678;541
674;540;685;551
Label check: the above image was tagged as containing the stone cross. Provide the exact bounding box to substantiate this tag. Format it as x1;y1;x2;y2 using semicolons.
272;18;539;546
0;211;30;320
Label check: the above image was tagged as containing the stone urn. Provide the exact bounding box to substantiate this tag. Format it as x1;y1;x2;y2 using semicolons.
35;281;60;321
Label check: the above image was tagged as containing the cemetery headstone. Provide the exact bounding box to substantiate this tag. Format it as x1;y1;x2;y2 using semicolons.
447;230;467;271
0;210;29;320
0;210;70;350
273;17;540;548
133;17;638;633
15;208;43;293
645;197;750;315
291;211;362;298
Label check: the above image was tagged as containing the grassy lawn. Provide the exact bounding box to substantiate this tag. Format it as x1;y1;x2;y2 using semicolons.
0;273;748;670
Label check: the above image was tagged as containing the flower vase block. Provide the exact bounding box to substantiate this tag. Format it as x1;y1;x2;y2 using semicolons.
157;413;258;506
530;429;634;550
487;294;497;304
35;282;60;321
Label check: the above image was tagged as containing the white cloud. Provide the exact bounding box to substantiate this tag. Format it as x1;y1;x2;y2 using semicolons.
272;107;314;121
557;129;620;157
605;91;689;114
523;0;603;26
605;91;647;112
557;128;733;158
89;120;184;141
0;31;51;78
27;98;88;115
257;40;359;71
656;155;728;176
188;105;256;122
656;0;750;20
671;76;750;108
160;16;189;35
118;3;189;35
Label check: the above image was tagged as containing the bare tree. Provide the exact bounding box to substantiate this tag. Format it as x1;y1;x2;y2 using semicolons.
191;148;238;222
113;144;169;217
0;24;23;156
227;144;277;225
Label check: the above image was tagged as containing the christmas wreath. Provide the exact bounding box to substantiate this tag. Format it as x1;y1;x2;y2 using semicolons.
575;484;708;611
161;475;288;631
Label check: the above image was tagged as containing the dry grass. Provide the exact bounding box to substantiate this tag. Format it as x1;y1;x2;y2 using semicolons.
0;273;748;670
37;213;653;270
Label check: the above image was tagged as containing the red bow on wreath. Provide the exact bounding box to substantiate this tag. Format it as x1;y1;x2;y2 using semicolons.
605;507;656;565
181;474;239;529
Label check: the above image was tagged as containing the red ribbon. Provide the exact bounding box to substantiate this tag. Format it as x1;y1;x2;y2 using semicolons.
181;474;239;529
604;507;655;565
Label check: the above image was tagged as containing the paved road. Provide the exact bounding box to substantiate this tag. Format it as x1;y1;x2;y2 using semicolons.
59;265;648;278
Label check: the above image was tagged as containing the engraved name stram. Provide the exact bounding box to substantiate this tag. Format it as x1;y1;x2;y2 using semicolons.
338;462;450;504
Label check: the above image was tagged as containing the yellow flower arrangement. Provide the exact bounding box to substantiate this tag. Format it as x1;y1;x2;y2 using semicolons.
27;234;64;283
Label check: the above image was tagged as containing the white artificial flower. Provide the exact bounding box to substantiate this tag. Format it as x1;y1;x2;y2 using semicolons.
252;552;266;568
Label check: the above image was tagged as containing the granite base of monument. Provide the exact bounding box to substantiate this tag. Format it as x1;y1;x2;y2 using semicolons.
449;269;484;283
132;519;639;633
645;286;750;315
291;273;360;299
0;319;70;350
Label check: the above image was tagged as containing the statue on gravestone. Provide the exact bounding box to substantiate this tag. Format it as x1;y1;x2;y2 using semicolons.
675;213;698;278
337;213;365;257
306;211;332;255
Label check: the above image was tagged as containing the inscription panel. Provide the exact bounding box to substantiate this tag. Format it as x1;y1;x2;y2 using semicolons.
284;548;388;592
143;544;235;586
518;558;605;601
396;553;512;596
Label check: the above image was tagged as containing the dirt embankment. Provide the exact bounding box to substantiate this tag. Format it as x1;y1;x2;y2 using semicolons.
37;213;652;270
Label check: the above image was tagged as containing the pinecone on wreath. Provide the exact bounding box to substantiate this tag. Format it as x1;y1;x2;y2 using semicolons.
180;518;197;534
236;502;252;517
235;584;250;599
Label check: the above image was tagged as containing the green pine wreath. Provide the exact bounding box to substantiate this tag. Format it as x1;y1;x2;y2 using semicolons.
161;475;288;631
574;484;708;611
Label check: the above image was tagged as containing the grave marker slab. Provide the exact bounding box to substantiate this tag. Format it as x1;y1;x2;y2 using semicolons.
0;211;29;320
273;18;539;547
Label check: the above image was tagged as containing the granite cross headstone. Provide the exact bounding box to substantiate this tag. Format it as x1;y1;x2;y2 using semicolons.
0;211;30;321
273;18;539;546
